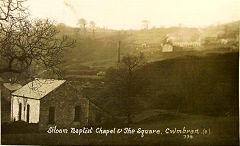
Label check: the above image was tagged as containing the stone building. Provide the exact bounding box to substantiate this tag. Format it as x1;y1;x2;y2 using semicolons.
1;82;22;123
10;78;110;131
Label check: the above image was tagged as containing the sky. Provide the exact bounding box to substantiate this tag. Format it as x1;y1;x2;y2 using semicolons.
25;0;240;30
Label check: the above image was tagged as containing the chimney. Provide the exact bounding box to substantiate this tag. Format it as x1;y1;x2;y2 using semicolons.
118;40;121;63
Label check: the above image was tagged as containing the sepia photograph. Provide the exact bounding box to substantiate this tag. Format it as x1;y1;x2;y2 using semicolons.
0;0;239;145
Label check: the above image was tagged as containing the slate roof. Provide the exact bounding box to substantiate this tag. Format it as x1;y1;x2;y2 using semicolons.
3;83;22;91
12;78;66;99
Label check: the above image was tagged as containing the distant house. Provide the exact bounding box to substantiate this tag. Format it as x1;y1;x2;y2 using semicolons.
173;41;201;48
11;78;110;130
219;39;228;45
97;71;106;76
162;44;173;52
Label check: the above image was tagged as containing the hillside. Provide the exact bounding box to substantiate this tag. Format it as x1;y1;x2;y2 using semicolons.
58;20;239;71
138;52;238;115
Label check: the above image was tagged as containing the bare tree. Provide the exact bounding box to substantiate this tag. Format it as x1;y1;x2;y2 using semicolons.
77;18;87;30
141;20;150;30
105;53;148;124
0;0;27;35
0;0;26;21
0;18;74;76
89;20;95;35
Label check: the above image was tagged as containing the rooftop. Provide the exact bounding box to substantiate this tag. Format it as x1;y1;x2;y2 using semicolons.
3;83;22;91
12;78;66;99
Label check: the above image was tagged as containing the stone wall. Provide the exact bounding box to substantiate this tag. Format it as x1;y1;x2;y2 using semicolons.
39;83;90;131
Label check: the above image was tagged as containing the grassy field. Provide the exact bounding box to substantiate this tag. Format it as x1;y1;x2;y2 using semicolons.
61;49;237;79
1;109;238;145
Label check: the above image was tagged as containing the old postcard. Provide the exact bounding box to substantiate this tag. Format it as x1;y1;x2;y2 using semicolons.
0;0;239;145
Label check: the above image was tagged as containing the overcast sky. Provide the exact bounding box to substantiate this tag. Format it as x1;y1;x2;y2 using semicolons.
25;0;240;29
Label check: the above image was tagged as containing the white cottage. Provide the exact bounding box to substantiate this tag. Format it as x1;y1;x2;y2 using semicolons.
162;44;173;52
11;79;66;123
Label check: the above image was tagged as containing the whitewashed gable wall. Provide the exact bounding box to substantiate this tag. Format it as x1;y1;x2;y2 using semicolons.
11;96;40;123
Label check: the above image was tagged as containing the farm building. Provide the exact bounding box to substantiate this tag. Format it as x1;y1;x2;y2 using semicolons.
162;44;174;52
10;78;111;130
2;82;22;101
1;82;22;123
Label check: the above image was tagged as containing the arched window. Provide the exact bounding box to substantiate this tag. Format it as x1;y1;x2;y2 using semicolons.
18;103;22;121
26;104;30;123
